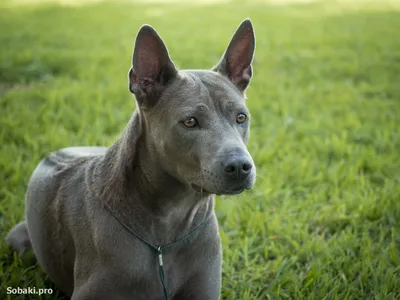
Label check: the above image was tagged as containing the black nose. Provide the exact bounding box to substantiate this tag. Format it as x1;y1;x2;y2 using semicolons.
223;157;253;180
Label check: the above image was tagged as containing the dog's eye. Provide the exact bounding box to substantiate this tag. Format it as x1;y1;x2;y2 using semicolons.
182;117;198;128
236;113;247;124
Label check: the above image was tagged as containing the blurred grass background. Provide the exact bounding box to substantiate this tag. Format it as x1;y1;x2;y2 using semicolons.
1;0;400;299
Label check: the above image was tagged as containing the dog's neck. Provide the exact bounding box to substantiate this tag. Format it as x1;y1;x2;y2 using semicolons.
99;109;213;237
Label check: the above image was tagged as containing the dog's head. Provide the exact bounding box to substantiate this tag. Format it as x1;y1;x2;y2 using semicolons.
128;19;256;196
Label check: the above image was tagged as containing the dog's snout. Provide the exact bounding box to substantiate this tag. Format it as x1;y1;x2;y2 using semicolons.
223;157;253;180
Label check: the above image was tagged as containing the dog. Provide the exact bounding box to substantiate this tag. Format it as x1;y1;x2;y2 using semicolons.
7;19;257;300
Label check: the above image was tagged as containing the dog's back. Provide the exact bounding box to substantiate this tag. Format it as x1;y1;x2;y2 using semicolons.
25;147;107;295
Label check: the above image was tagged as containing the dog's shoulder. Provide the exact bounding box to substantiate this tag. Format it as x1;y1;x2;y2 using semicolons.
41;146;107;171
27;146;107;194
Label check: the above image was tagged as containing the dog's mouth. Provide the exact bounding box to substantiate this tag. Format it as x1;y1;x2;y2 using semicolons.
191;183;251;196
191;184;212;194
218;185;249;196
222;187;246;195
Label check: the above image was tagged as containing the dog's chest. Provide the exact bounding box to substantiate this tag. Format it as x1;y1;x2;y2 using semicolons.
90;207;218;299
113;241;196;299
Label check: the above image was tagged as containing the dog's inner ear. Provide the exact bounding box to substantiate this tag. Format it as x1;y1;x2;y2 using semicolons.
212;19;255;93
129;25;177;107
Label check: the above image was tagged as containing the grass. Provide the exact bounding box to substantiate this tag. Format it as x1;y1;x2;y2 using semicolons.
1;0;400;299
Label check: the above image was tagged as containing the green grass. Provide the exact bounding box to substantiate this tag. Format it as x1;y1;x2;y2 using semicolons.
1;0;400;299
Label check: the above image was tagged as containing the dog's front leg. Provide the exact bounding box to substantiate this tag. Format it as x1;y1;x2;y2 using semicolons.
71;282;126;300
71;266;128;300
173;267;222;300
173;245;222;300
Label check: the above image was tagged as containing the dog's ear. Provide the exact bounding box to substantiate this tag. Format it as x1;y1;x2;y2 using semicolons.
128;25;178;108
212;19;255;93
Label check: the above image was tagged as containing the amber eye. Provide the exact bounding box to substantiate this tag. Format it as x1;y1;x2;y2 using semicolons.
182;117;198;128
236;113;247;124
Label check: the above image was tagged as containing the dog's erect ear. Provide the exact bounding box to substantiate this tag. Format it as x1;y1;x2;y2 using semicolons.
128;25;177;107
212;19;255;93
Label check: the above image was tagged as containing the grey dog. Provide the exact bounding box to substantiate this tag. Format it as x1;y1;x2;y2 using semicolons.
7;18;257;300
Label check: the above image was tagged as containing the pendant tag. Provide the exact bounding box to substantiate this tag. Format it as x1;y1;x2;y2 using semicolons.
158;253;163;266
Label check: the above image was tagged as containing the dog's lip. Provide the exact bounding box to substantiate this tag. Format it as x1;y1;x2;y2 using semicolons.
224;187;246;195
220;182;253;195
191;184;212;194
191;182;253;195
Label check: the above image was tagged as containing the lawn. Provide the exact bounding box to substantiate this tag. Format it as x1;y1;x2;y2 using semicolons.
1;0;400;299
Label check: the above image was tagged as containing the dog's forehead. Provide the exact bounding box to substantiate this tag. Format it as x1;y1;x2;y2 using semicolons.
171;70;244;105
